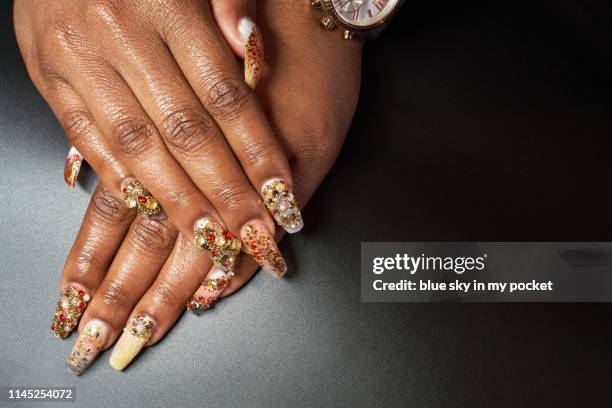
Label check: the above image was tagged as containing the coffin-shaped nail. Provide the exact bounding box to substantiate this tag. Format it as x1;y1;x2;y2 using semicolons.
193;218;241;272
109;315;155;371
64;145;83;188
261;178;304;233
241;221;287;277
51;284;91;338
121;178;161;217
186;268;233;315
66;319;109;375
238;17;264;89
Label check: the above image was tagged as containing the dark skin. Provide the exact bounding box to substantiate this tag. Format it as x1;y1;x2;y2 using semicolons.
15;0;362;368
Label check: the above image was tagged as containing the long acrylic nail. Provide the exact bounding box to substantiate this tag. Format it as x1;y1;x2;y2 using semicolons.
238;17;263;89
261;178;304;234
186;268;233;315
241;221;287;277
193;218;241;272
64;145;83;188
121;178;161;217
51;284;91;338
66;319;109;375
109;315;155;371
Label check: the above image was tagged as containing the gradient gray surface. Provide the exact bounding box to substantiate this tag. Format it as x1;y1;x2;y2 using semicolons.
2;1;612;407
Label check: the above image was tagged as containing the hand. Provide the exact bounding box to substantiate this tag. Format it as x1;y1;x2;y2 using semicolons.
14;0;303;280
56;1;362;374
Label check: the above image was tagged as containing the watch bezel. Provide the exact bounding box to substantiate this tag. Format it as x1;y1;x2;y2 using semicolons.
321;0;401;31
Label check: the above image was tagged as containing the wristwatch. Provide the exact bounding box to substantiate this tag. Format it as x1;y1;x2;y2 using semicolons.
310;0;402;39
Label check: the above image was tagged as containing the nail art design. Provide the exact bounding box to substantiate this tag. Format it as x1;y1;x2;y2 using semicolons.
186;269;232;315
239;18;264;89
242;221;287;277
121;178;161;217
193;218;241;272
109;315;154;371
51;284;91;338
261;178;304;234
64;145;83;188
66;320;108;375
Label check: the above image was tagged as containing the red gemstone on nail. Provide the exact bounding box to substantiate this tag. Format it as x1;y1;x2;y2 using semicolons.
50;325;56;331
207;233;216;244
59;315;66;322
211;250;219;257
78;290;85;297
137;196;147;204
122;187;128;193
223;231;233;239
79;302;86;309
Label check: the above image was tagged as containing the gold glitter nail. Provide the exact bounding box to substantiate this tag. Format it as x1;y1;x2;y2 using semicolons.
261;178;303;234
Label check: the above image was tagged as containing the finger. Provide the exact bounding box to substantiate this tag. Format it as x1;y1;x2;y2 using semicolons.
103;31;286;277
51;184;135;339
65;215;178;374
159;3;304;234
57;58;240;271
209;0;261;88
109;233;213;370
38;78;129;195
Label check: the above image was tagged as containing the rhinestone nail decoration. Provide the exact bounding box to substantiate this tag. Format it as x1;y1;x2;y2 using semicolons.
193;218;241;272
186;270;233;315
125;315;155;340
261;178;303;233
242;221;287;277
121;178;161;216
51;284;91;338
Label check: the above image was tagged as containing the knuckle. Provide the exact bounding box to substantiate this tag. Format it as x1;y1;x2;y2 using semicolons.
160;107;216;155
91;186;133;226
212;183;252;211
129;217;176;255
86;0;122;26
51;20;83;52
69;243;104;281
101;281;132;307
60;109;94;145
167;186;199;207
152;279;182;308
201;73;251;121
112;117;155;156
240;140;281;170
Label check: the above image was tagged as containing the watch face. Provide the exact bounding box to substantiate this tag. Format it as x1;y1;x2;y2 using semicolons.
330;0;399;28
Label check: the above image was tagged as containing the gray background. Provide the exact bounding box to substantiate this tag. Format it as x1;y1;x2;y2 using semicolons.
2;1;612;407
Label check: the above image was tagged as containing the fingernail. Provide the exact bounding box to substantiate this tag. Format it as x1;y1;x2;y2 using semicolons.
121;178;161;217
109;315;155;371
241;221;287;277
238;17;263;89
64;145;83;188
186;269;233;315
193;218;241;272
261;178;304;234
65;319;109;375
51;284;91;338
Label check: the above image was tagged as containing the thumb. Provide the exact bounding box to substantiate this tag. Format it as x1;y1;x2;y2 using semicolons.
210;0;263;89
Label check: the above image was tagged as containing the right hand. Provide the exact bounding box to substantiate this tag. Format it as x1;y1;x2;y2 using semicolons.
14;0;302;278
